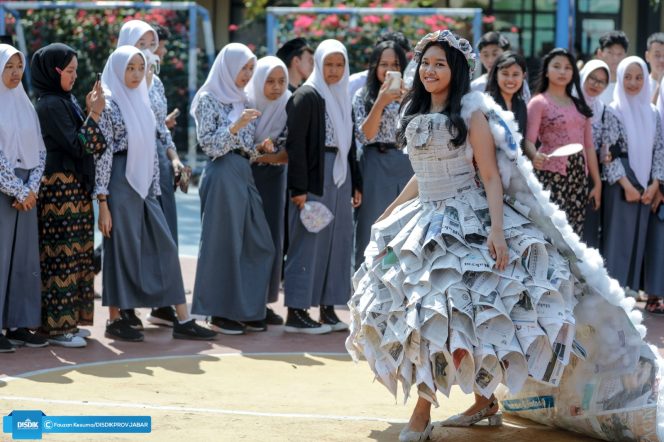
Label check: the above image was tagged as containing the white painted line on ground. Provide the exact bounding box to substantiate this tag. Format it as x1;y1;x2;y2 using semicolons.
0;395;407;424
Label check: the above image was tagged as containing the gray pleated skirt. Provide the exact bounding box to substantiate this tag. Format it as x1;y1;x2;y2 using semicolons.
354;147;413;269
602;182;649;289
102;154;186;309
644;210;664;296
192;153;275;321
251;164;286;304
284;152;353;309
157;144;178;245
0;169;41;330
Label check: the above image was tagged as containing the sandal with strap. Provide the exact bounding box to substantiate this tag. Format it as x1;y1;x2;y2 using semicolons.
438;399;503;427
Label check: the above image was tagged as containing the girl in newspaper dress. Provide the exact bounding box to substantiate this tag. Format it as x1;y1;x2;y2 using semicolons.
347;31;663;442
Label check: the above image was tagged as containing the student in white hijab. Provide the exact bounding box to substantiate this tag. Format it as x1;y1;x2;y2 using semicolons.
642;77;664;313
601;56;664;303
191;43;277;336
96;45;216;342
245;56;291;325
579;59;610;248
0;44;48;351
283;39;362;334
118;20;187;328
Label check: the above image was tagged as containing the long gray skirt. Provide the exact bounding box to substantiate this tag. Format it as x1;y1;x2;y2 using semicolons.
251;164;286;304
602;182;649;289
644;209;664;296
102;155;186;309
0;169;41;330
354;147;413;269
157;145;178;245
284;152;353;309
192;153;274;321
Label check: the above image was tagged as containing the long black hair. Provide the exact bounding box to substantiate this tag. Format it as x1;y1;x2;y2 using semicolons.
363;40;407;113
536;47;593;118
485;51;527;99
397;38;470;147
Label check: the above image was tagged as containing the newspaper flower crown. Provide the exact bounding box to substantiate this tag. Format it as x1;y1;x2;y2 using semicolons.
413;30;477;75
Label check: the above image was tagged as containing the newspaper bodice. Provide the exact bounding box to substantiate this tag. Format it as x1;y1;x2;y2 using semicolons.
404;113;479;202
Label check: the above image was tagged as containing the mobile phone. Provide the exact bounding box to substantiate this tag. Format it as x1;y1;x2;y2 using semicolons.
172;108;181;118
385;71;401;91
96;72;101;83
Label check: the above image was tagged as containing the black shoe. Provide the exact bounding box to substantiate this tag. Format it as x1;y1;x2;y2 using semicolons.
319;305;349;332
265;307;284;326
120;309;144;331
147;306;177;327
6;328;49;348
243;320;267;332
0;334;16;353
173;319;217;340
105;319;144;342
208;317;245;335
284;308;332;335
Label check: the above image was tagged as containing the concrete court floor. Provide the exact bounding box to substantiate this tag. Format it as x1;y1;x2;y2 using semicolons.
0;189;659;441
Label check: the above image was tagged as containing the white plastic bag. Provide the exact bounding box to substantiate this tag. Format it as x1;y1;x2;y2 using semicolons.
299;201;334;233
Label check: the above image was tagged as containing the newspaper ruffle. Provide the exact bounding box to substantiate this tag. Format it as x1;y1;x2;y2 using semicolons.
346;188;578;404
347;92;662;441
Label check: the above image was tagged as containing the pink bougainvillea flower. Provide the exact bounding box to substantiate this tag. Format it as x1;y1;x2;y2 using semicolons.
416;28;426;35
294;15;315;29
300;0;314;7
423;16;437;27
362;15;381;24
322;15;340;27
511;26;519;33
337;3;346;8
228;24;239;31
482;15;496;24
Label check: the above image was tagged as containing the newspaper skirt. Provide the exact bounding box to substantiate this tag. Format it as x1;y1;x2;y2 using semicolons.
346;186;580;404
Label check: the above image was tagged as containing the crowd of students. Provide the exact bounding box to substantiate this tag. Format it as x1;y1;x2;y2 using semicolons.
1;20;663;354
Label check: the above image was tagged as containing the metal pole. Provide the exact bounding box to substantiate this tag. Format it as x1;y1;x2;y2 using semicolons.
555;0;570;49
266;11;277;55
187;4;198;169
0;8;6;35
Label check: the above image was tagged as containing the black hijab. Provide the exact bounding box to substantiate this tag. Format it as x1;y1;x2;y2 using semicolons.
32;43;94;191
30;43;77;99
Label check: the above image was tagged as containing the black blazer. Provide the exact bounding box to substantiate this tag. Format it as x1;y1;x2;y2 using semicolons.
35;94;96;191
285;85;361;197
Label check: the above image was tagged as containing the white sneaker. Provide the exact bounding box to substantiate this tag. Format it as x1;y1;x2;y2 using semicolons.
48;333;87;348
74;328;91;339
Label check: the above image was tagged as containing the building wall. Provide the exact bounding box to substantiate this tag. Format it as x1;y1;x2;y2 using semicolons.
196;0;230;49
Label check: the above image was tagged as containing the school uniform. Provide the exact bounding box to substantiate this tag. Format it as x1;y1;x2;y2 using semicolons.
96;46;185;310
351;87;413;269
601;57;664;290
0;45;46;332
190;44;274;324
284;40;362;313
247;56;292;304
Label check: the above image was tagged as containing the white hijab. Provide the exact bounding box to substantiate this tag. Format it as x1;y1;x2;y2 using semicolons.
117;20;158;48
101;45;156;199
246;56;291;143
580;59;610;125
303;39;352;188
0;44;44;170
610;56;655;189
190;43;255;124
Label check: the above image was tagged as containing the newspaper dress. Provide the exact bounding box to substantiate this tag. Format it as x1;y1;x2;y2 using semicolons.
347;91;663;442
